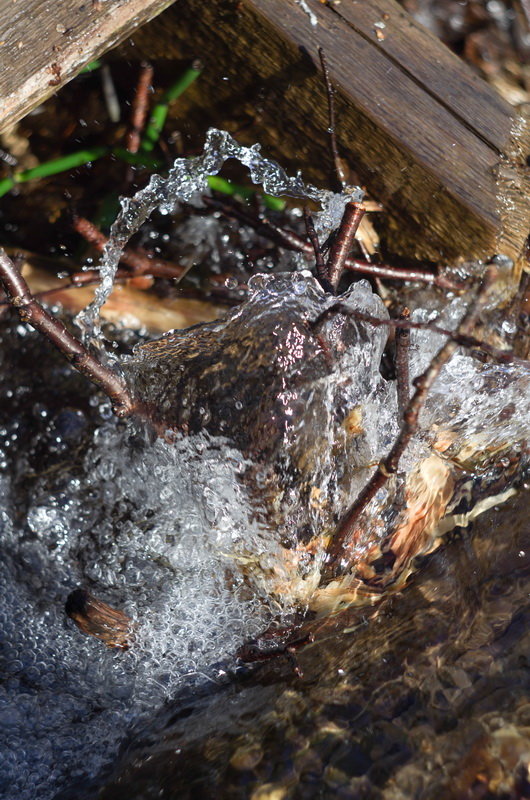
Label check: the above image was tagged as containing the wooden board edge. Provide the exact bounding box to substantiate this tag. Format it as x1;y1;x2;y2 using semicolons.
0;0;175;135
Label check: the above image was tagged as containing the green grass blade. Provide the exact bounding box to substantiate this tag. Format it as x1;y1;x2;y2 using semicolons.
0;147;108;198
207;175;286;211
141;65;202;152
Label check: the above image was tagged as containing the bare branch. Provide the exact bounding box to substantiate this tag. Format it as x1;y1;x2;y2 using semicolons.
0;248;136;417
342;257;459;292
208;198;460;291
318;47;346;191
72;216;186;280
303;207;333;293
395;306;410;414
313;303;521;366
126;61;154;155
327;201;366;290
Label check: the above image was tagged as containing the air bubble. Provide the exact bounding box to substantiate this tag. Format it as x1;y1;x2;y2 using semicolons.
293;280;307;296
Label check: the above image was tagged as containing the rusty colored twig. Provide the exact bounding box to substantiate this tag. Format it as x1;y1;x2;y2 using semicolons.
72;216;185;280
395;306;410;415
0;248;136;417
324;264;499;578
345;260;458;291
318;47;346;191
327;201;366;290
126;62;154;155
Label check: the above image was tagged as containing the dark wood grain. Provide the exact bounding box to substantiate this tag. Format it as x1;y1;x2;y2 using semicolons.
2;0;529;269
126;0;530;269
332;0;511;154
0;0;175;135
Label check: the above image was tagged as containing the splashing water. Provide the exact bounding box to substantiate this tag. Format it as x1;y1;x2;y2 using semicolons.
0;130;368;800
2;129;529;800
75;128;363;348
0;409;275;800
2;278;530;799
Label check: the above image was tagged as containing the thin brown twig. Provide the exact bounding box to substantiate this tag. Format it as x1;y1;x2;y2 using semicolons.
510;268;530;318
270;208;456;289
126;62;154;155
303;207;332;292
0;247;136;418
324;264;499;578
327;202;366;290
395;306;410;415
313;304;522;366
344;257;458;291
202;195;459;291
72;216;185;280
0;270;133;308
318;47;346;191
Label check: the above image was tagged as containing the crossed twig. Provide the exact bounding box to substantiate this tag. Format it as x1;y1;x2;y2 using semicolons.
322;265;500;578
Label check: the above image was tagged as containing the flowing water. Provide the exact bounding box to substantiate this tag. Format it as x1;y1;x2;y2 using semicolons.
0;135;529;799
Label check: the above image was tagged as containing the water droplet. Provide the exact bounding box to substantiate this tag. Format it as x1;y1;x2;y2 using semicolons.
293;280;307;295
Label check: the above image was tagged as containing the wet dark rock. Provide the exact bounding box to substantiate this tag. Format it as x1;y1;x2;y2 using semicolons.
130;273;386;455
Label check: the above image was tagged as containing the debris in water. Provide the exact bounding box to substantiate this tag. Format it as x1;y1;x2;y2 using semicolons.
0;126;528;800
65;588;133;649
374;21;387;41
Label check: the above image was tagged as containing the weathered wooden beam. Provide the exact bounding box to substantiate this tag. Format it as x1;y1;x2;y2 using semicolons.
0;0;175;135
1;0;529;269
126;0;530;268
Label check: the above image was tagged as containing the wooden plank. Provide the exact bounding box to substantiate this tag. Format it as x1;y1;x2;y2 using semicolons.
0;0;175;135
333;0;511;154
126;0;530;268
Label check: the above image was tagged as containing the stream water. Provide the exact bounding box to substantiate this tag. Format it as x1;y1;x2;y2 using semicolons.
0;136;529;799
